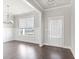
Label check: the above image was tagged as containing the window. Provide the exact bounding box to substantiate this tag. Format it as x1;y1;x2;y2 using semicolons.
19;16;34;35
48;16;64;39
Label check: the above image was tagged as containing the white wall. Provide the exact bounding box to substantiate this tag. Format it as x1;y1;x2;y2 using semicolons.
3;27;15;42
43;6;72;48
3;20;15;42
4;0;34;15
3;0;35;42
70;0;75;55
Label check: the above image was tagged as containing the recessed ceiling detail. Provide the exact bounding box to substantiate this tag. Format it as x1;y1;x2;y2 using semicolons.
47;0;56;5
34;0;71;9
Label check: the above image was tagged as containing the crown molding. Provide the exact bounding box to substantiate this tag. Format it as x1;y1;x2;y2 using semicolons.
32;0;72;12
23;0;42;13
44;4;72;11
33;0;44;11
23;0;72;12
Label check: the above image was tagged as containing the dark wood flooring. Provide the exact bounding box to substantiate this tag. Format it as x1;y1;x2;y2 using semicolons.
3;40;74;59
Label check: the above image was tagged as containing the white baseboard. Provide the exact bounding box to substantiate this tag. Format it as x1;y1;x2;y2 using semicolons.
15;38;41;45
43;42;71;49
70;48;75;57
39;44;44;47
3;39;14;43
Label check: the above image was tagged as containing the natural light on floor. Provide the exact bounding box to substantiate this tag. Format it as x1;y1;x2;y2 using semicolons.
18;44;37;59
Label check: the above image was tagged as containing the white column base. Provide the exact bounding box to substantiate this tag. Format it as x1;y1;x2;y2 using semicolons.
39;44;44;47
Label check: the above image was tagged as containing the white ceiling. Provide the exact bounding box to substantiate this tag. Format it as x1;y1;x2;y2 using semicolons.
4;0;35;15
34;0;71;9
4;0;72;15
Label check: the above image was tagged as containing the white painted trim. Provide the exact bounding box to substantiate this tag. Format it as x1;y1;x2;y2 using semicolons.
15;38;41;45
3;39;14;43
33;0;44;10
23;0;72;12
44;4;72;11
43;42;71;49
23;0;35;9
70;47;75;57
39;44;44;47
4;39;71;50
47;16;64;21
23;0;41;13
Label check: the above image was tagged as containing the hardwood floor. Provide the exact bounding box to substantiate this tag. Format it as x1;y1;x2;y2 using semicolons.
3;40;74;59
42;46;74;59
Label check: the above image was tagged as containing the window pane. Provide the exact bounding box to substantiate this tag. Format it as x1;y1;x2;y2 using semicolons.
48;17;64;39
19;16;34;29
